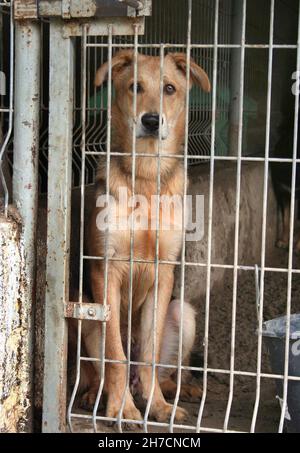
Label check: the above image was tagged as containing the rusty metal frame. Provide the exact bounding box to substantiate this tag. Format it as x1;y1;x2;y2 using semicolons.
12;15;41;432
42;19;75;433
14;0;152;19
61;17;145;37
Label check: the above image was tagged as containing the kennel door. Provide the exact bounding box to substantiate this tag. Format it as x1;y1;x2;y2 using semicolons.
41;2;150;433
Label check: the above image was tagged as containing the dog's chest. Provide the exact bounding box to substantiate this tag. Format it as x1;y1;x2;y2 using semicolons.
108;198;183;261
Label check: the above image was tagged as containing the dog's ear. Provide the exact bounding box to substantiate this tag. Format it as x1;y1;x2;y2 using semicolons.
94;50;134;87
170;53;211;93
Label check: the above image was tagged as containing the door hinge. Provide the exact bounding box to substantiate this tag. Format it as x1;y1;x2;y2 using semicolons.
65;302;111;322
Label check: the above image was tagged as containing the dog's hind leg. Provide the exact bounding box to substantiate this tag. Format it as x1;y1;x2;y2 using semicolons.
277;200;290;249
158;300;202;402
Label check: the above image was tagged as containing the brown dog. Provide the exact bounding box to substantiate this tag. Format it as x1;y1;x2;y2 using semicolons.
81;51;210;423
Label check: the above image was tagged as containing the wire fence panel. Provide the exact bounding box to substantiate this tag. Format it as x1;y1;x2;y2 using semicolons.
62;0;300;434
0;0;286;435
2;0;300;436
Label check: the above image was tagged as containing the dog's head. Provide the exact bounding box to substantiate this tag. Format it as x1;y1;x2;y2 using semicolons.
95;51;211;142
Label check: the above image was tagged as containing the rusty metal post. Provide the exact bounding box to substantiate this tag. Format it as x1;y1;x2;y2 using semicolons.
13;19;41;432
42;19;74;433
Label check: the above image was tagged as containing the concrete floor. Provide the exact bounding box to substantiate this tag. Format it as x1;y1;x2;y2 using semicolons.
70;382;280;433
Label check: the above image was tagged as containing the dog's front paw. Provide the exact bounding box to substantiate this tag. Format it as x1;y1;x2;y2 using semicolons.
151;401;187;423
80;388;103;411
106;392;142;430
161;378;202;403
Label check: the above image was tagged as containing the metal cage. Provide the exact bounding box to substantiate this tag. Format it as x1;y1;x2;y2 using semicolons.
1;0;300;434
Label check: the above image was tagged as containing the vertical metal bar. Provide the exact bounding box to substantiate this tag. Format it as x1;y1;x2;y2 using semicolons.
223;0;246;432
117;23;139;433
43;19;74;433
250;0;274;432
229;0;244;157
67;24;87;432
0;0;13;217
169;0;192;433
92;24;113;432
196;0;219;433
142;43;164;433
278;0;300;433
13;17;40;432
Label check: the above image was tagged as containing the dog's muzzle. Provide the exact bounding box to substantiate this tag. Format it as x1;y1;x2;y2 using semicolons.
137;112;168;139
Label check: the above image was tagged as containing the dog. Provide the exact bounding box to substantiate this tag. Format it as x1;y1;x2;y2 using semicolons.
271;118;300;252
78;51;211;423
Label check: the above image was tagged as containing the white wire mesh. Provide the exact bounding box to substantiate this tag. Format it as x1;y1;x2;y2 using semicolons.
21;0;297;435
0;0;13;216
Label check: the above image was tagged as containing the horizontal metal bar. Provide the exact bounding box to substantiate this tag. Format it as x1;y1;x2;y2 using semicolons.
79;356;300;382
34;0;150;19
38;0;61;17
62;17;145;37
86;43;299;49
119;0;143;9
95;0;151;17
82;255;300;275
68;412;247;433
14;0;37;19
65;302;111;322
38;0;103;18
84;151;300;163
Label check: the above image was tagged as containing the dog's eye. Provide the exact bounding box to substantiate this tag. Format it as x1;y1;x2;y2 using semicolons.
164;84;176;95
129;82;143;93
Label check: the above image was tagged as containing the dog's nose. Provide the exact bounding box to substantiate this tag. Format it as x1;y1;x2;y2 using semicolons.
141;113;161;132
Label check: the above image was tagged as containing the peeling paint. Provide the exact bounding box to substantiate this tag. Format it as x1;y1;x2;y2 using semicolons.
0;215;30;432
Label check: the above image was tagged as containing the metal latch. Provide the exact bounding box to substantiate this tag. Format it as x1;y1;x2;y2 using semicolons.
65;302;111;322
14;0;152;19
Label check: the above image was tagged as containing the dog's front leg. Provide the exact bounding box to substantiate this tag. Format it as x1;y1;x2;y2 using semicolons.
90;263;142;422
138;266;187;422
